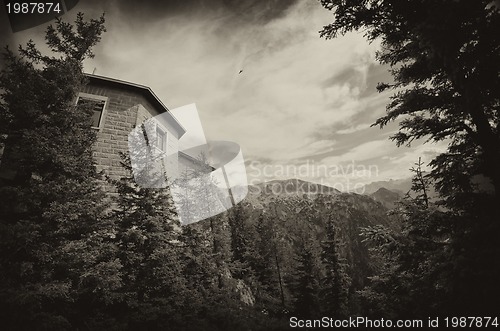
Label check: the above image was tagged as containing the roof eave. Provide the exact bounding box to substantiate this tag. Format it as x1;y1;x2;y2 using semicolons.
84;73;187;138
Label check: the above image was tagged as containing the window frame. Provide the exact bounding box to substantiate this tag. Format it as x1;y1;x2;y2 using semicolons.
76;92;108;131
154;122;168;155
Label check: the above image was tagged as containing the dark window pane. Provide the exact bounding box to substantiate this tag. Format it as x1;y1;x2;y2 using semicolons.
77;97;105;128
92;109;102;127
156;127;165;151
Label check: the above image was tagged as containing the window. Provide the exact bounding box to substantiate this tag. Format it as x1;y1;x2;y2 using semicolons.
156;126;167;152
76;93;107;129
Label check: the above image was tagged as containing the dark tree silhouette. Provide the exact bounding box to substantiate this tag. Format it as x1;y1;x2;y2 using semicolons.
321;0;500;315
320;0;500;209
0;13;116;329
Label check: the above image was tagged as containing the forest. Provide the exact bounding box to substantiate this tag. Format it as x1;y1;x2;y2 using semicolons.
0;1;499;330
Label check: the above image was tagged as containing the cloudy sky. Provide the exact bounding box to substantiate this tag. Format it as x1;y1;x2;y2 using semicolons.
1;0;448;191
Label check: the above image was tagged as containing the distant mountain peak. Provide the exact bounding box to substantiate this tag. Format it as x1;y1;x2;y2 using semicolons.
249;178;340;196
362;178;411;195
236;177;399;293
369;187;403;209
373;187;397;194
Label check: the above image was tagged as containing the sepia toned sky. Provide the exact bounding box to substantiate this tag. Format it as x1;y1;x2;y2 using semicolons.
0;0;448;191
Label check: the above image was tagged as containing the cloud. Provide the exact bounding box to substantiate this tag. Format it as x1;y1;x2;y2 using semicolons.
76;0;405;186
359;63;393;98
2;0;450;189
322;67;363;89
79;0;300;25
10;1;382;167
380;140;449;175
321;139;391;164
335;122;373;135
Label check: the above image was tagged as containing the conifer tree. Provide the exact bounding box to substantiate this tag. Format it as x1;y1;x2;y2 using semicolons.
290;234;322;319
320;0;500;209
0;13;121;329
252;213;285;309
228;204;250;266
109;153;187;329
359;159;456;318
320;220;350;317
407;157;431;208
321;0;500;315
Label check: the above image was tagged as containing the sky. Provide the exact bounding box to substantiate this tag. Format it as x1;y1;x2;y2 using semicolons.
0;0;448;192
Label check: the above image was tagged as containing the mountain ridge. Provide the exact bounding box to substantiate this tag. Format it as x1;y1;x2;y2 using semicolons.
235;178;400;294
362;178;411;195
369;187;403;209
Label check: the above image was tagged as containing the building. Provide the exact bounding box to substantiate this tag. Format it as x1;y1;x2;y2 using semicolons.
79;74;186;182
0;74;210;187
0;73;246;225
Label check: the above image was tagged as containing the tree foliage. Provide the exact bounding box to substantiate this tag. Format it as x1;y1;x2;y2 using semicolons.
0;13;115;329
359;159;500;316
320;0;500;210
321;0;500;315
290;234;322;319
107;153;188;329
320;220;350;318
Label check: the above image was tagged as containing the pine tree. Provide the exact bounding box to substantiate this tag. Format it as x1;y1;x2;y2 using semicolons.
109;152;188;329
359;159;456;318
173;153;250;329
320;220;350;317
320;0;500;315
252;212;286;310
0;13;122;329
179;217;258;331
227;203;259;283
228;203;249;265
320;0;500;209
407;157;431;208
290;234;322;319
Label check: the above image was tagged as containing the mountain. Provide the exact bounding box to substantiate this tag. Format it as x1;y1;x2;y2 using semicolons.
235;179;398;293
370;187;403;209
363;177;441;202
250;178;340;195
362;178;411;195
245;178;340;207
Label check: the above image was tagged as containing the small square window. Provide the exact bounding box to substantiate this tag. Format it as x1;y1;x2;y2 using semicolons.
156;126;166;152
76;95;107;129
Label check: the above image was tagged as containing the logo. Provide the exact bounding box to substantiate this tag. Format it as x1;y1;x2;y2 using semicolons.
128;104;248;225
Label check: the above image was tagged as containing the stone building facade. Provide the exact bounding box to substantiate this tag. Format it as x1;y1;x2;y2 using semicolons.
0;74;212;195
78;74;188;184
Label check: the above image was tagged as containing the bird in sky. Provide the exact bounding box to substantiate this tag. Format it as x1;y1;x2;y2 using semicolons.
239;69;243;74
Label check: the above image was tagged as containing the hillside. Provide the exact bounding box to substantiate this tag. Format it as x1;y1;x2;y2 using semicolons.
363;177;440;201
228;179;399;302
370;187;403;209
362;178;411;195
245;178;340;207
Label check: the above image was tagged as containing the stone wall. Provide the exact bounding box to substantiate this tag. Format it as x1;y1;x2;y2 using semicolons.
80;81;179;191
136;105;180;181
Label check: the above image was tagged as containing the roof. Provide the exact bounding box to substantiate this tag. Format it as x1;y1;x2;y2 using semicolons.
84;74;186;137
